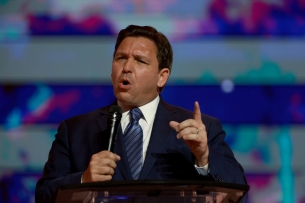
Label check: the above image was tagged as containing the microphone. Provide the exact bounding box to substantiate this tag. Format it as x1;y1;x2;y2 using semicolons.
107;105;122;152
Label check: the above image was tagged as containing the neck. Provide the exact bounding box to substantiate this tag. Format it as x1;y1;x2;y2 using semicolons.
117;95;159;112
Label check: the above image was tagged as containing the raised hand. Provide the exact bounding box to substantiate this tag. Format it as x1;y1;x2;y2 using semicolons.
169;101;209;166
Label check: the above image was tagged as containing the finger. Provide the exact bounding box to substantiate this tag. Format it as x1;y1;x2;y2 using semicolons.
95;150;112;158
181;133;201;142
97;158;117;169
114;154;121;161
90;156;119;170
193;101;202;121
169;121;180;132
96;166;115;176
92;174;112;182
83;167;112;183
176;126;196;139
96;150;121;161
177;127;199;138
99;175;112;181
174;119;199;132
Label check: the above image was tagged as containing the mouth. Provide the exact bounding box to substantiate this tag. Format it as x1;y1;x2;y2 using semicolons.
122;80;130;85
118;78;131;90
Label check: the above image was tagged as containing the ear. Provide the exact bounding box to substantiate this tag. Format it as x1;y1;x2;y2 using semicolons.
157;68;170;88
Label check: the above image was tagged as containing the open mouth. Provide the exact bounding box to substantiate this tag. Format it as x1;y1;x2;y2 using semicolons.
119;79;131;89
122;80;130;85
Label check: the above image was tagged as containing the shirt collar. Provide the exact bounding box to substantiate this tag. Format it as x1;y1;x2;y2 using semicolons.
121;95;160;123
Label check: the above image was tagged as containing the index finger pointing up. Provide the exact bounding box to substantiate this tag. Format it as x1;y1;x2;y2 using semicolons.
193;101;202;121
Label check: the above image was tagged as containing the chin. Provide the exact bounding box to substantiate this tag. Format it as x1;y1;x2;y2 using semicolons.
116;93;134;104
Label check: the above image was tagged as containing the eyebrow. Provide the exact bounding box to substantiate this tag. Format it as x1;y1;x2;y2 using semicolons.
115;51;151;63
135;55;150;63
114;51;126;56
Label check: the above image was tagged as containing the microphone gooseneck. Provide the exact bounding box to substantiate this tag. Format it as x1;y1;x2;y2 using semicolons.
107;105;122;152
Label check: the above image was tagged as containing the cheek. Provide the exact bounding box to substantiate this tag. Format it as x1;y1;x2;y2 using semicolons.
111;68;118;80
111;73;114;82
111;63;119;75
143;75;158;88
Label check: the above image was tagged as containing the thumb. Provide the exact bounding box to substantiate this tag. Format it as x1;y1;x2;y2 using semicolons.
169;121;179;132
193;101;202;121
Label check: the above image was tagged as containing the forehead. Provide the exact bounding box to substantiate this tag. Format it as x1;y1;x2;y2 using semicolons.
116;36;157;54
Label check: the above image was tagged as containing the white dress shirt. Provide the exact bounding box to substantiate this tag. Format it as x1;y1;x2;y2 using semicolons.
120;95;160;162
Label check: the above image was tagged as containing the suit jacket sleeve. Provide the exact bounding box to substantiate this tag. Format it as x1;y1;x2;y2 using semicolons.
35;121;84;203
204;117;248;203
206;117;247;185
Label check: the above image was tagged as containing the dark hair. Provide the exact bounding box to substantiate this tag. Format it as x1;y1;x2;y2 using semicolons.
113;25;173;91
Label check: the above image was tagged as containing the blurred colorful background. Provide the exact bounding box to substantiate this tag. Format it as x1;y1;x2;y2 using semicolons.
1;0;305;202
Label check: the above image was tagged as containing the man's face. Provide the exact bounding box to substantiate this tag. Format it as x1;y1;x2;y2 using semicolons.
111;36;169;111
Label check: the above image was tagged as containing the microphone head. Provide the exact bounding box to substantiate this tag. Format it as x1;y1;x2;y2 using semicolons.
108;105;122;119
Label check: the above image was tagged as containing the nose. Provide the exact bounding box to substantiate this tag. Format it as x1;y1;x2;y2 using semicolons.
122;58;133;73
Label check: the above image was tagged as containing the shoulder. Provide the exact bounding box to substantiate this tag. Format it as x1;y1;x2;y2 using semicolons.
62;105;110;127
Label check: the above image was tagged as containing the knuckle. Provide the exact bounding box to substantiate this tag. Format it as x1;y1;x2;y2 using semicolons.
99;167;107;175
104;158;110;165
102;158;111;166
91;154;97;160
101;175;112;181
100;150;109;157
89;161;95;168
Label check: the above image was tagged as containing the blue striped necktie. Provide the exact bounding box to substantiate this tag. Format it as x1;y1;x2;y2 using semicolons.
123;108;143;180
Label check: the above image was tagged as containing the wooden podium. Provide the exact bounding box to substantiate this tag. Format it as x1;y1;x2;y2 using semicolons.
55;180;249;203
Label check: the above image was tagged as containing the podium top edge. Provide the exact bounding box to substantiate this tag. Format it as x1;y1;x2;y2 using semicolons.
59;180;249;192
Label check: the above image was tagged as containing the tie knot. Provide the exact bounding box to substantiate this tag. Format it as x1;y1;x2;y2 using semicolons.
130;108;142;122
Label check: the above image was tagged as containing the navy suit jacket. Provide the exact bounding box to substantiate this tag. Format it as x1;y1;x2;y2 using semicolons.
35;98;247;203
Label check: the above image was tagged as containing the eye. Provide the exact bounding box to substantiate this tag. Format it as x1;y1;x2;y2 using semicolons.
137;58;146;64
116;56;126;60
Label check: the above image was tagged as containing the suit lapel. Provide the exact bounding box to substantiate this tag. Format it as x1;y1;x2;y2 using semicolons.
96;108;109;153
139;99;177;179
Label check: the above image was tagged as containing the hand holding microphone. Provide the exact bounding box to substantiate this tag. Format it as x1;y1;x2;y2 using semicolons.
82;105;122;183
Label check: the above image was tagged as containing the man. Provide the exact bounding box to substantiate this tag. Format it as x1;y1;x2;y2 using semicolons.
35;25;247;203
